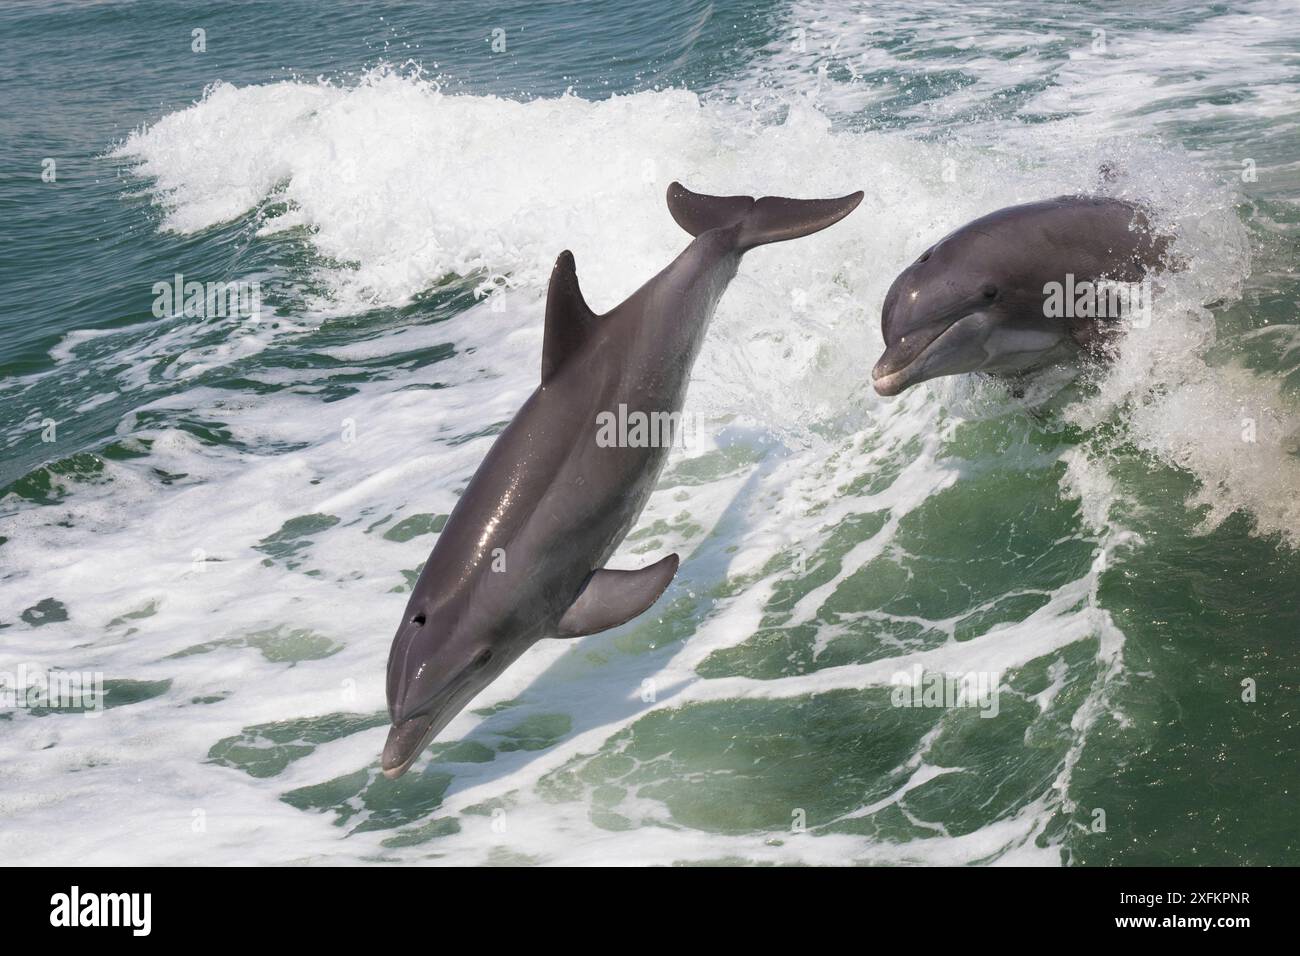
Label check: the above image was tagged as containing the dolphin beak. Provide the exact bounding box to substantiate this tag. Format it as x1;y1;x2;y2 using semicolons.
872;340;934;397
872;314;983;397
871;353;914;397
381;712;438;780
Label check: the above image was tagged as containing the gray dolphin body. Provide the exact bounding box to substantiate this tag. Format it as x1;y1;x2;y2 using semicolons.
382;182;863;778
872;196;1171;396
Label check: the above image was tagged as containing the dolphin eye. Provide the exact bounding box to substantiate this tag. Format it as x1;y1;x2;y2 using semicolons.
473;649;494;669
982;284;998;299
411;612;427;627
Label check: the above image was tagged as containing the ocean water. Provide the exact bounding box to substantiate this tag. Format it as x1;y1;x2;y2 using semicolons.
1;0;1297;865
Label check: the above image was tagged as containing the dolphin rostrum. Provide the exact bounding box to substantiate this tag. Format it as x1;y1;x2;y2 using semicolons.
872;196;1171;396
382;182;863;777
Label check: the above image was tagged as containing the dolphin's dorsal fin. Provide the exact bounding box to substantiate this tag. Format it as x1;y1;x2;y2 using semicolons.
666;182;863;252
541;250;597;383
556;553;679;637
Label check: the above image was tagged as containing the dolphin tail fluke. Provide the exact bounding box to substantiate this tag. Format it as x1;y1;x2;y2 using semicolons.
666;182;863;251
734;191;865;251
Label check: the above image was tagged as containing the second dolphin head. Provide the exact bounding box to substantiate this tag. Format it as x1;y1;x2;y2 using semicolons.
872;196;1168;396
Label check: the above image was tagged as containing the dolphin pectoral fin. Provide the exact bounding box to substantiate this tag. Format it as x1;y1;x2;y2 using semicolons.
556;553;680;637
666;182;863;251
541;250;598;383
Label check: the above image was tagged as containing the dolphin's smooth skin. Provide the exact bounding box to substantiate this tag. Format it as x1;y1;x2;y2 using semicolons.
872;195;1171;396
382;182;863;778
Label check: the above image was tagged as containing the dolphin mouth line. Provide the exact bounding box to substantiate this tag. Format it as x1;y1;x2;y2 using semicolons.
873;317;969;397
381;714;438;780
382;679;475;779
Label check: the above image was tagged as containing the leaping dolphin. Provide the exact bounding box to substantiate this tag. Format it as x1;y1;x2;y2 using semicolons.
872;196;1171;396
382;182;863;778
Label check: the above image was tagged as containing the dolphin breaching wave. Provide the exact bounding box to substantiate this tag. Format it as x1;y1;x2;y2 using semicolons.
2;0;1297;865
